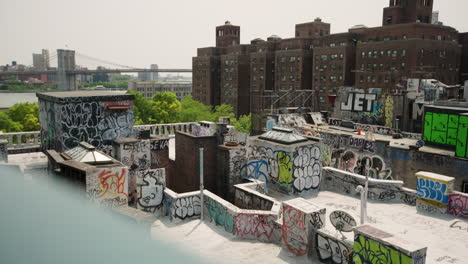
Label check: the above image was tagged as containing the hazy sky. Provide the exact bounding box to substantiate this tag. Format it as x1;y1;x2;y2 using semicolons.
1;0;468;69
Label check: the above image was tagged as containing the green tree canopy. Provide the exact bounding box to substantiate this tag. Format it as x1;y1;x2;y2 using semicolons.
231;114;251;134
0;112;23;132
4;102;40;131
177;96;213;123
151;92;181;124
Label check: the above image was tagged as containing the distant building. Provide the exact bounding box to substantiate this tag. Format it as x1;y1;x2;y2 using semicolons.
432;11;439;24
138;64;160;81
128;81;192;101
32;49;50;71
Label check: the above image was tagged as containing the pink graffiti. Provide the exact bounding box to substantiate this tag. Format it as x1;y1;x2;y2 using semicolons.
282;205;307;256
235;214;275;240
449;194;468;218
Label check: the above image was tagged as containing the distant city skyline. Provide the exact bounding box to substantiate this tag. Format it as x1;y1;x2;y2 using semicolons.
1;0;468;69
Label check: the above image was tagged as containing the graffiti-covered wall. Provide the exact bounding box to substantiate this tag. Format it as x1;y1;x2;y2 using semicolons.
37;92;135;155
353;225;427;264
136;168;165;216
319;130;468;192
243;139;322;194
86;166;129;207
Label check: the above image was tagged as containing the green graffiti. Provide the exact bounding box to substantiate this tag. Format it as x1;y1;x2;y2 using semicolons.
456;116;468;158
424;112;461;146
207;198;234;233
423;112;432;142
277;151;293;184
353;234;413;264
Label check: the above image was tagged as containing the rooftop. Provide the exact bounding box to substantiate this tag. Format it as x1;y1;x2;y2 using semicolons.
36;90;132;103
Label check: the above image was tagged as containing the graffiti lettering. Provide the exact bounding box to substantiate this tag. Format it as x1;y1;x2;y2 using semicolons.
329;211;356;232
292;146;321;192
417;177;449;204
282;205;307;256
137;169;165;213
174;196;201;220
448;194;468;218
317;233;352;264
98;168;128;202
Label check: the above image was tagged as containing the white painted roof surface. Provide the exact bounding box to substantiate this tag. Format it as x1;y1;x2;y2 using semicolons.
150;190;468;264
270;190;468;264
151;218;310;264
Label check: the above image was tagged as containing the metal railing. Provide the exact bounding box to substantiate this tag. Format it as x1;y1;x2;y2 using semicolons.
1;122;197;150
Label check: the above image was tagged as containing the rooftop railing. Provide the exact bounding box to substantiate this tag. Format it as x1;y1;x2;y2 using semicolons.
1;122;197;151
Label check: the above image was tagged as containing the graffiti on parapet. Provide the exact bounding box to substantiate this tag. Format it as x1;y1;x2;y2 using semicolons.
317;233;352;264
353;234;422;264
292;146;321;192
331;149;393;180
282;205;307;256
207;198;234;233
137;169;165;213
417;177;449;204
150;140;169;151
235;214;276;241
449;194;468;218
174;196;201;220
329;210;356;232
123;141;150;152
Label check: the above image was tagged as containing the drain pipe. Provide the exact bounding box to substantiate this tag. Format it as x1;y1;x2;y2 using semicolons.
200;148;204;221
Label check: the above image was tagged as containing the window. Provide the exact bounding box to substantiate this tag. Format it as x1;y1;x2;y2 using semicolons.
392;50;398;57
402;49;407;57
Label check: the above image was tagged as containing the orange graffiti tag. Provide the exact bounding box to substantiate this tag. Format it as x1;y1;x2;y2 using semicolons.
98;168;128;199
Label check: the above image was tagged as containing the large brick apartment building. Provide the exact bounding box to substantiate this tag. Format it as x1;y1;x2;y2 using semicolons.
192;0;468;132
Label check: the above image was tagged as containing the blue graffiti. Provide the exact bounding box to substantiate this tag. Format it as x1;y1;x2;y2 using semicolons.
417;177;449;204
241;160;269;184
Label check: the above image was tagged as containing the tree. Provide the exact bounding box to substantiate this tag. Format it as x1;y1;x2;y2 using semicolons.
211;104;235;122
0;112;23;132
231;114;251;134
177;96;213;122
6;102;40;131
151;92;181;124
126;90;154;125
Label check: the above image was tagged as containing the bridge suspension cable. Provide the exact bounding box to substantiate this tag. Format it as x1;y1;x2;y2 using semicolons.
75;52;138;69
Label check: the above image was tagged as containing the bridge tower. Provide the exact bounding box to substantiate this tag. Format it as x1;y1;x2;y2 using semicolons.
57;49;76;90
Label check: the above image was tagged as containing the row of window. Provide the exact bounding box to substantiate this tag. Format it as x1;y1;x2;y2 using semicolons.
360;63;406;72
317;54;344;61
361;49;406;59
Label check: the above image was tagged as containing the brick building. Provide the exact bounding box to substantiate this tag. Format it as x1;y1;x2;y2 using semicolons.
193;0;467;132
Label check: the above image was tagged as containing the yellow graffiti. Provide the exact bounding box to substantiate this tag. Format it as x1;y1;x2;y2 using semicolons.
384;96;393;128
278;152;293;184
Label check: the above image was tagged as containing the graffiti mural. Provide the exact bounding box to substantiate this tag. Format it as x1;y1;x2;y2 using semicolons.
241;160;270;183
136;169;165;213
292;146;321;192
96;168;128;205
353;234;424;264
341;93;377;112
278;151;293;185
417;177;450;205
317;233;352;264
235;214;276;241
282;205;308;256
448;194;468;218
206;197;235;233
174;196;201;220
384;95;394;128
331;149;392;180
60;101;133;152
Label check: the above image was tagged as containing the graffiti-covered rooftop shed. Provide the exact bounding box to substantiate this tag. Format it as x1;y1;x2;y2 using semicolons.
37;91;135;154
247;127;322;194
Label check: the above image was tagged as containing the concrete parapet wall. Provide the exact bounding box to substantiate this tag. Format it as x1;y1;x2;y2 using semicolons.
448;191;468;218
309;228;353;264
322;167;418;205
164;189;201;222
204;190;282;243
353;225;427;264
234;182;278;211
